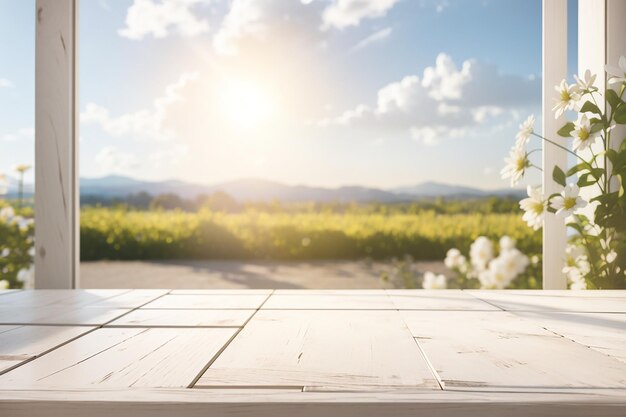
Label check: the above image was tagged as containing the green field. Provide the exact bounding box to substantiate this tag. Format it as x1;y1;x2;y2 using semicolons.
80;205;541;261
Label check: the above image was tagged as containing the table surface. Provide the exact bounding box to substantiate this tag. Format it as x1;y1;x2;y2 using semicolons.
0;289;625;417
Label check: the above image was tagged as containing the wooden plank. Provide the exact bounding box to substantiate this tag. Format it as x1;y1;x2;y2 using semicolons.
35;0;80;289
469;291;626;312
542;0;568;289
0;327;236;388
387;290;499;310
87;289;169;308
274;290;388;295
142;294;268;309
197;310;439;390
171;289;272;295
106;309;254;327
0;305;130;325
262;294;395;310
513;312;626;363
400;310;626;390
0;289;129;308
0;325;94;373
1;388;626;417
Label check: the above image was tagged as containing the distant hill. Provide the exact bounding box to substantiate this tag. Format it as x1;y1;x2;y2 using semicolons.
76;175;525;203
392;181;524;199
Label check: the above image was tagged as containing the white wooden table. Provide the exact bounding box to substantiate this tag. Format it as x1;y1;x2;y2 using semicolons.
0;289;625;416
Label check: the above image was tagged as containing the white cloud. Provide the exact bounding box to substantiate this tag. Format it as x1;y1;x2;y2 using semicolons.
322;0;399;30
119;0;210;40
321;53;540;144
81;72;198;141
0;78;13;88
352;27;392;51
1;127;34;142
213;0;323;56
95;146;139;173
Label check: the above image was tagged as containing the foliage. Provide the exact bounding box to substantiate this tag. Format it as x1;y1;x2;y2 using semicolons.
80;206;541;262
0;201;34;289
502;62;626;289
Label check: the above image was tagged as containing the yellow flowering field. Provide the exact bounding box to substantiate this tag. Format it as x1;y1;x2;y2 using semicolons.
80;207;541;261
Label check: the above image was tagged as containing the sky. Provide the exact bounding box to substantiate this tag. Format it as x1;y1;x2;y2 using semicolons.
0;0;578;189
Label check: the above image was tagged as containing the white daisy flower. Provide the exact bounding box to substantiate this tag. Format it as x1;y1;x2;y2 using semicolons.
605;56;626;85
571;113;598;152
499;236;516;252
551;184;587;218
444;248;466;270
497;248;529;278
574;69;597;91
478;259;515;289
519;185;547;230
515;115;535;148
470;236;494;272
422;271;447;289
552;79;580;118
500;146;529;187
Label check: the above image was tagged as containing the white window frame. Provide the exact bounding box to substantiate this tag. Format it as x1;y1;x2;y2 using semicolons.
34;0;621;289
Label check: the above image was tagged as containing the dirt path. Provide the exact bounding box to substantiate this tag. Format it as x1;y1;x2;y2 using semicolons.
80;260;447;289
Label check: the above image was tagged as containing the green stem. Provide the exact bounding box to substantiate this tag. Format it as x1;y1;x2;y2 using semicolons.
531;132;590;166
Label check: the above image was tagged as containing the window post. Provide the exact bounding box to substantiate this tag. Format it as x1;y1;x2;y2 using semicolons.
34;0;79;289
542;0;568;289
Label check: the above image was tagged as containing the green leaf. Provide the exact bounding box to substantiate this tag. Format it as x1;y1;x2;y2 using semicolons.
606;149;618;164
557;122;575;137
590;122;604;134
606;89;621;109
566;163;588;177
577;172;597;187
580;100;602;116
615;105;626;124
552;165;566;187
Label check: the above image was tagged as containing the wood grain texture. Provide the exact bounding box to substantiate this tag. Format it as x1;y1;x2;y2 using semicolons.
0;289;129;308
197;310;439;390
387;290;498;310
400;310;626;390
2;388;626;417
513;311;626;363
0;327;236;388
143;294;268;309
0;305;130;325
0;325;94;373
107;309;254;327
87;289;169;308
262;294;395;310
1;290;626;414
171;289;272;295
469;290;626;312
35;0;79;289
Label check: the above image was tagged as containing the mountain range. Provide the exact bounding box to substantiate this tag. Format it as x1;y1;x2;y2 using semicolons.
78;175;524;202
6;175;524;202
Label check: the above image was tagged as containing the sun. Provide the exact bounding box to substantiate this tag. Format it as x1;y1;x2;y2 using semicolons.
220;79;275;130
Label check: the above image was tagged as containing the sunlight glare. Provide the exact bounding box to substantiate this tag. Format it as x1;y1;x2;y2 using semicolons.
221;80;276;130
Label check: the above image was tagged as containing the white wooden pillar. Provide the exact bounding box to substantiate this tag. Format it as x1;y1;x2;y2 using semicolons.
542;0;568;289
35;0;80;289
578;0;626;189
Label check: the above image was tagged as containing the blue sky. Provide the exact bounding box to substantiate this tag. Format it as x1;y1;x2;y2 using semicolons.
0;0;578;189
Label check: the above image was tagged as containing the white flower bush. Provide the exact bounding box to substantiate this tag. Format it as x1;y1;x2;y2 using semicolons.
422;271;447;289
501;58;626;289
0;168;35;289
431;235;531;290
